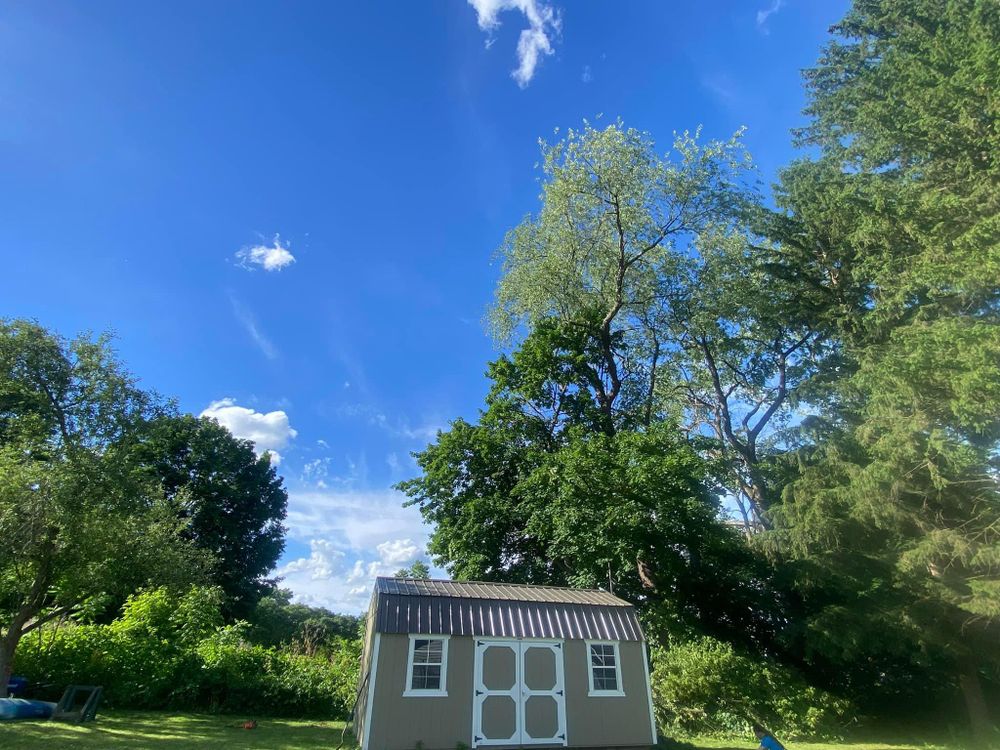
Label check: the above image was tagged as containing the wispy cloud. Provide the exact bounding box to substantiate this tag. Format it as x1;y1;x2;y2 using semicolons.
229;295;278;359
200;398;297;464
701;72;738;107
756;0;784;33
468;0;561;88
338;402;442;444
235;234;296;271
581;65;592;84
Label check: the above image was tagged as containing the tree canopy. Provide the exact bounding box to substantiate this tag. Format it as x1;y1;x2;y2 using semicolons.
400;0;1000;735
0;320;211;695
130;414;288;619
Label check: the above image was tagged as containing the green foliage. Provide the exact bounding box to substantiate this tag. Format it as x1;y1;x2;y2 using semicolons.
650;637;851;739
394;560;431;579
130;415;289;619
402;1;1000;736
0;320;211;695
247;588;360;649
399;325;783;650
760;1;1000;732
800;0;999;262
490;120;754;343
14;587;361;718
486;118;838;528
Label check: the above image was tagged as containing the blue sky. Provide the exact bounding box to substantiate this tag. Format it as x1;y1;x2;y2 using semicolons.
1;0;848;612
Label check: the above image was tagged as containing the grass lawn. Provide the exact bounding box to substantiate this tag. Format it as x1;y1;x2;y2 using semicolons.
683;738;968;750
0;710;357;749
0;711;977;750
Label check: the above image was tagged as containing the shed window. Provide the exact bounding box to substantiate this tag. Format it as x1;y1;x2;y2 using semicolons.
586;641;625;697
404;635;449;696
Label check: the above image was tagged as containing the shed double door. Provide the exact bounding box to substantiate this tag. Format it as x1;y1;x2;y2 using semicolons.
472;639;567;747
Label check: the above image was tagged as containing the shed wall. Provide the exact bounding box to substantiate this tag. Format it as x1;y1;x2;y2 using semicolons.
354;598;379;745
564;640;655;747
368;634;475;750
365;634;655;750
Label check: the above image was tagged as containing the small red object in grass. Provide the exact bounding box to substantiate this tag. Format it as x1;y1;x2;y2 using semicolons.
242;720;258;730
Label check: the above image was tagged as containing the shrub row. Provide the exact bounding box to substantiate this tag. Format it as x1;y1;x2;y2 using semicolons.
650;636;852;739
13;587;361;718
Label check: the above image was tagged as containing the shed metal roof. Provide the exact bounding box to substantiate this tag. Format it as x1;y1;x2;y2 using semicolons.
370;577;644;641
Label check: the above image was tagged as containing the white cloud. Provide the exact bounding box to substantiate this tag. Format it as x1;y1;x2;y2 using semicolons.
280;539;345;580
235;235;296;271
581;65;592;84
756;0;784;32
468;0;561;88
377;538;421;567
301;457;332;486
277;488;433;611
285;489;423;551
200;398;297;457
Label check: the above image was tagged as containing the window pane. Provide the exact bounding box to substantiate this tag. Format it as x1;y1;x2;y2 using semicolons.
593;667;618;691
413;638;443;665
411;664;442;690
590;644;616;667
589;645;602;666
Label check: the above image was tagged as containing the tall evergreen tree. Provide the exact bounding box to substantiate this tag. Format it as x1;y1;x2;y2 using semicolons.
765;0;1000;734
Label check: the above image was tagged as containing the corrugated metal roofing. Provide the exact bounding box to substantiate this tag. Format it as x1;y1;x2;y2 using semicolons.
370;577;644;641
375;577;632;606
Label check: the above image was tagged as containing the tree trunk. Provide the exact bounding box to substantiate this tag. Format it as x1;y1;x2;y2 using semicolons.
0;635;16;699
959;655;993;742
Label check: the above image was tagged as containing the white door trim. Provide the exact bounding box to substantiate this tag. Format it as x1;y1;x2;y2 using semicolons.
472;638;567;748
473;639;521;746
519;640;567;746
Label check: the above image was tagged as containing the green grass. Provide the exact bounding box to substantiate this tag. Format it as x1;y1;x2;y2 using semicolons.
677;739;965;750
0;710;356;749
0;711;978;750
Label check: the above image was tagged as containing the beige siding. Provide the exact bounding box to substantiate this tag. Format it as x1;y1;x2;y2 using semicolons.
563;640;655;748
367;634;475;750
366;635;654;750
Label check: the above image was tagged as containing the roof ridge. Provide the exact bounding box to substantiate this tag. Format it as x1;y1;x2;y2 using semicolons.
373;576;634;608
377;575;612;594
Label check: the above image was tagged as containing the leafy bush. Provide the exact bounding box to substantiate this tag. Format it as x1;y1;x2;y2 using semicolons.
14;587;361;718
650;636;852;739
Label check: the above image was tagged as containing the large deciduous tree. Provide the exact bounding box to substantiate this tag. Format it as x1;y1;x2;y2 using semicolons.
399;322;784;650
0;321;210;695
130;415;288;619
489;121;838;529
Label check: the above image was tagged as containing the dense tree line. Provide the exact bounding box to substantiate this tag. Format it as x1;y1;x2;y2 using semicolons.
400;0;999;738
0;320;298;696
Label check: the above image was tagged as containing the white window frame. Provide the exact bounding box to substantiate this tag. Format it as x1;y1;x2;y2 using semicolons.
584;640;625;697
403;634;450;697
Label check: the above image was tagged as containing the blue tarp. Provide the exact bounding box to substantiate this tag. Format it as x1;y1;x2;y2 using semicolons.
0;698;55;721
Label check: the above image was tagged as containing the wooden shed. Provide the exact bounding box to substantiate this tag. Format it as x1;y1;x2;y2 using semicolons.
354;577;656;750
